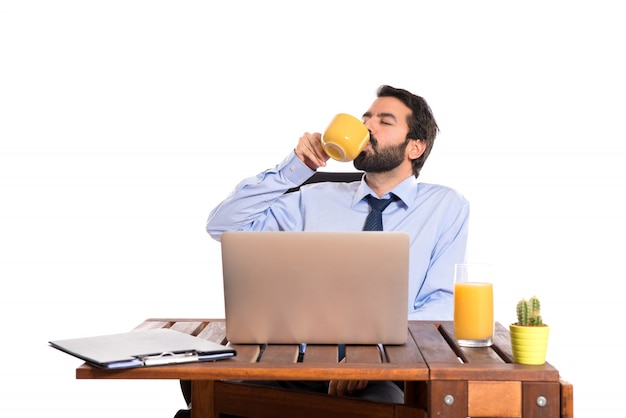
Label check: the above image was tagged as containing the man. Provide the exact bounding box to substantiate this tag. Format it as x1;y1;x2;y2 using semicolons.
178;85;469;416
207;85;469;319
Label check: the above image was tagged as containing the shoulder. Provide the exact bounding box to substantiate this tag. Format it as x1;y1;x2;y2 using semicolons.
416;183;469;207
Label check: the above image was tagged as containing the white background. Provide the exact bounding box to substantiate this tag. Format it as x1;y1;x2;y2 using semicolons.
1;1;624;416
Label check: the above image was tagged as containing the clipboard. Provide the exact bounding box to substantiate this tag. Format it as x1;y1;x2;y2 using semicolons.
49;328;236;369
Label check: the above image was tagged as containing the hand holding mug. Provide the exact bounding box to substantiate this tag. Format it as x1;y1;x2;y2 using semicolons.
295;132;330;170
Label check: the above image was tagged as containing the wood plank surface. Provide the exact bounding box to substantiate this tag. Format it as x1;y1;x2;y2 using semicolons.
408;322;459;363
133;320;171;330
303;344;338;363
260;345;300;364
76;320;567;402
196;321;227;344
346;345;382;363
384;329;424;364
169;320;205;336
74;319;573;418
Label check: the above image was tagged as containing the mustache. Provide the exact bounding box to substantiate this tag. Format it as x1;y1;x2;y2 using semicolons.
368;135;378;148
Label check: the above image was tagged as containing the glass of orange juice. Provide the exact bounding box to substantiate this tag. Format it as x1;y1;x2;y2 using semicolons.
453;263;494;347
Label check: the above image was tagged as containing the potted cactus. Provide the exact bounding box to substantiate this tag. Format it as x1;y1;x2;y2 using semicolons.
509;295;550;365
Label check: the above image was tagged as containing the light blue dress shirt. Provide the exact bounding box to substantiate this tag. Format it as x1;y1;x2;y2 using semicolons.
207;151;470;320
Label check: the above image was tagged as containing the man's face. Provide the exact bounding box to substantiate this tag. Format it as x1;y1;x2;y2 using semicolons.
353;96;412;173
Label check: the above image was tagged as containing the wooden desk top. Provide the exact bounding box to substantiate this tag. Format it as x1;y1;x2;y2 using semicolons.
76;319;559;383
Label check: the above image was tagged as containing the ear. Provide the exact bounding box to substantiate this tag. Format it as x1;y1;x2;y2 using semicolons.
407;139;426;160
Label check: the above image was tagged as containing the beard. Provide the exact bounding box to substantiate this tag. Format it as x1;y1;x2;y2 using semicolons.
353;137;409;173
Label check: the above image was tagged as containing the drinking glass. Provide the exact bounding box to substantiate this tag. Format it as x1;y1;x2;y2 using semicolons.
453;263;494;347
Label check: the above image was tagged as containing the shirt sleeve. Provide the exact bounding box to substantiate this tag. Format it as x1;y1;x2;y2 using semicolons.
408;191;470;320
206;151;315;241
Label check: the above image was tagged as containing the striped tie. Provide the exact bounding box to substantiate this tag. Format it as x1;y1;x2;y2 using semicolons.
363;195;396;231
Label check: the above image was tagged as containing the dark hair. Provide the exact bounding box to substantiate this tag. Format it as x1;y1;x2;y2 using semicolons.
377;85;439;177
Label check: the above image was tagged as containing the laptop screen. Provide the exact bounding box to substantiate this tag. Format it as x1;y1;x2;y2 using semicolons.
221;231;409;345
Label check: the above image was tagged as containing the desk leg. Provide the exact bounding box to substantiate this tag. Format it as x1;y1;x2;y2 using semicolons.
560;379;574;418
522;381;560;418
404;381;427;410
428;380;467;417
191;380;216;418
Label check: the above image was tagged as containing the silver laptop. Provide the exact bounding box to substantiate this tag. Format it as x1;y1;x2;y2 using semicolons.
220;231;409;345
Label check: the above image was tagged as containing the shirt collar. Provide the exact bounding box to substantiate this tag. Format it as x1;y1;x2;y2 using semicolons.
352;175;417;208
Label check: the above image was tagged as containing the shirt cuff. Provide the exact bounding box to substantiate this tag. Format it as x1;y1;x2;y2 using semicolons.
277;151;316;187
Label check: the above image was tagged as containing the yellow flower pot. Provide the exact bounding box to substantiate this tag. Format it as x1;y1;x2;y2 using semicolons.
509;324;550;365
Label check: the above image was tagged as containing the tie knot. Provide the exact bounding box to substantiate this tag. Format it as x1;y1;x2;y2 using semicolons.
363;194;397;231
366;194;396;212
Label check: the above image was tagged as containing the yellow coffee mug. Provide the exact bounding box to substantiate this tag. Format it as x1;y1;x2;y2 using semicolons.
321;113;370;162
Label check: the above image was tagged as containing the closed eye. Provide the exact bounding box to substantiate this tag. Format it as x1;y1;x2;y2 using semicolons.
379;113;397;125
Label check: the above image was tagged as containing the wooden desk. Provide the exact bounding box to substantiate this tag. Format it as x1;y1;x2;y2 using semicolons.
76;319;573;418
415;322;573;418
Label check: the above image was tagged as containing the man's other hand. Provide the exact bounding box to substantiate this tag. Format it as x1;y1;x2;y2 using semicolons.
328;379;368;396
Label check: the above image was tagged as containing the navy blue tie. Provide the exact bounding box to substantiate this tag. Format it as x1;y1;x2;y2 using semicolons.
363;195;396;231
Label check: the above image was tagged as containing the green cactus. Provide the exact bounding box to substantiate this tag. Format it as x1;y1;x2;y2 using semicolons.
516;295;543;326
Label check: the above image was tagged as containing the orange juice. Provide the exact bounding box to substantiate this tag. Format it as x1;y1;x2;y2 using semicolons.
454;282;494;346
